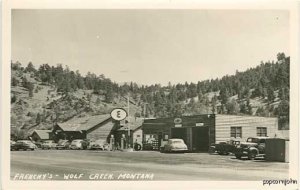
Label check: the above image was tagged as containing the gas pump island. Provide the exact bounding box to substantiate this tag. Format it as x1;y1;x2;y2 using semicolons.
110;108;132;151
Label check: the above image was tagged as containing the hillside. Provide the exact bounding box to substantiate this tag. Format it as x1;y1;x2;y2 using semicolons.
10;53;290;139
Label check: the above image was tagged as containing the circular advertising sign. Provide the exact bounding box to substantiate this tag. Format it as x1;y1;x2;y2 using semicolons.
174;118;182;124
110;108;128;121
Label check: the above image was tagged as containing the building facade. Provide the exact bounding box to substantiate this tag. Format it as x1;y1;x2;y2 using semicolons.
142;114;287;152
52;114;116;142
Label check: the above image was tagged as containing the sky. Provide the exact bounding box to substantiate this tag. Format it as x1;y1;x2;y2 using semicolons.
12;9;289;86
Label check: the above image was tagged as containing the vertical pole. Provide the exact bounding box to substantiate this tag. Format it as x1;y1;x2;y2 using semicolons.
143;104;146;119
127;95;130;148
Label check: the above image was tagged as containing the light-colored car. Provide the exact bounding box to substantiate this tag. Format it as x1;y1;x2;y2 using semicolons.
11;140;37;151
41;140;57;149
162;139;188;153
56;140;70;149
89;139;109;150
70;139;88;150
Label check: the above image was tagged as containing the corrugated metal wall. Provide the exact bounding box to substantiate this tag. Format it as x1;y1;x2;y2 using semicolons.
215;114;279;143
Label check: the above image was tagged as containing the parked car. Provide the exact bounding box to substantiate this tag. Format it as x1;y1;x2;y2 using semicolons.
41;140;57;149
234;137;269;160
56;140;70;149
161;139;188;153
89;139;109;150
10;140;16;146
11;140;37;151
33;141;43;148
70;139;88;150
209;140;240;155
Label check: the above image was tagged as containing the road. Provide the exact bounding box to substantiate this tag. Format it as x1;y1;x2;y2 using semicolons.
11;150;289;181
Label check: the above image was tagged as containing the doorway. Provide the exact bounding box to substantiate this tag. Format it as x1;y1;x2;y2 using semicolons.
171;128;188;144
192;127;209;152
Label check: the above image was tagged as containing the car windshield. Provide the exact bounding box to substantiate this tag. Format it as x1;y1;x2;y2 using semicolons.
95;140;105;144
259;139;266;143
72;140;81;144
18;140;31;144
247;138;259;143
172;140;183;144
58;140;68;144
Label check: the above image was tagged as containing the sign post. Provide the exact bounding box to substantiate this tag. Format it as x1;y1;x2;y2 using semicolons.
110;108;131;150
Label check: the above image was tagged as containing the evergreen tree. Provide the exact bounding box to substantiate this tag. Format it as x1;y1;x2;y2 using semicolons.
226;99;239;114
28;82;34;97
277;100;289;129
211;95;218;114
36;113;41;124
25;62;36;73
11;77;19;86
267;87;275;102
246;99;252;115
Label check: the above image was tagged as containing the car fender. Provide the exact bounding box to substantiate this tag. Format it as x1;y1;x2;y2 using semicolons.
248;147;258;154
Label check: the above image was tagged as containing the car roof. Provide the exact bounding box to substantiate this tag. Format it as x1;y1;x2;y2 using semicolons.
169;138;184;141
17;140;31;142
248;137;270;139
95;139;106;141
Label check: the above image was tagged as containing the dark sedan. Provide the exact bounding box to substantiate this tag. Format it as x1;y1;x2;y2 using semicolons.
11;140;37;151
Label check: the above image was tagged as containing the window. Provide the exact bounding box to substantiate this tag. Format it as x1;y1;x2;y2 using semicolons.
164;134;169;140
257;127;267;137
230;127;242;138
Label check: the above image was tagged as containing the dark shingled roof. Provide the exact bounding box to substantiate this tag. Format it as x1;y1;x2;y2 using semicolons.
57;114;111;131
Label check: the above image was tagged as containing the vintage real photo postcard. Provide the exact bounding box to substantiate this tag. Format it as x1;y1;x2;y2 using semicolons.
1;0;299;190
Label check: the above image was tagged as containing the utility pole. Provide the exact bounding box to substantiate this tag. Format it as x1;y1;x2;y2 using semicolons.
143;103;148;119
127;94;130;148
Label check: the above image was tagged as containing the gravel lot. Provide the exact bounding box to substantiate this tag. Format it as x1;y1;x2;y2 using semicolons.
11;149;289;181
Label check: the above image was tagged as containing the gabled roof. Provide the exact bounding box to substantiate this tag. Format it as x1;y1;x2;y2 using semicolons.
118;117;144;132
57;114;111;131
32;130;52;140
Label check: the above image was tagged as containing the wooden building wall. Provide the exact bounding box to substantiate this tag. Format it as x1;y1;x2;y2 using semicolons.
132;128;143;144
86;120;116;142
215;114;279;143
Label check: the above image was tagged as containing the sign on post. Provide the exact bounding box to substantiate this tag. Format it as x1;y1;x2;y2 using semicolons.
110;108;127;121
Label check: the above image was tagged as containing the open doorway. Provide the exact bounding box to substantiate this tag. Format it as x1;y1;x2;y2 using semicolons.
192;127;209;152
171;128;188;144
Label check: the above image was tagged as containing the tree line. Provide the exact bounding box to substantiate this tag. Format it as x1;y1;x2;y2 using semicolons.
11;52;290;129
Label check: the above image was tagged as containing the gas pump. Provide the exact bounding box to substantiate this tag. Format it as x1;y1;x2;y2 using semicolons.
120;134;126;150
110;135;115;151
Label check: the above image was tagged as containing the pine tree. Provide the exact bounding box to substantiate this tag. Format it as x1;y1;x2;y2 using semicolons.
267;87;275;102
25;62;36;73
11;77;19;86
277;100;289;129
28;82;34;97
36;113;41;124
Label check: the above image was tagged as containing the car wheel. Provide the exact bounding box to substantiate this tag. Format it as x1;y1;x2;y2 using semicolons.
248;151;257;160
235;154;242;159
134;144;142;151
160;147;165;153
208;147;215;154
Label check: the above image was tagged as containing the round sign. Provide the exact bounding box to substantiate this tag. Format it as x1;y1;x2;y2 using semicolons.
110;108;127;121
174;118;182;124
